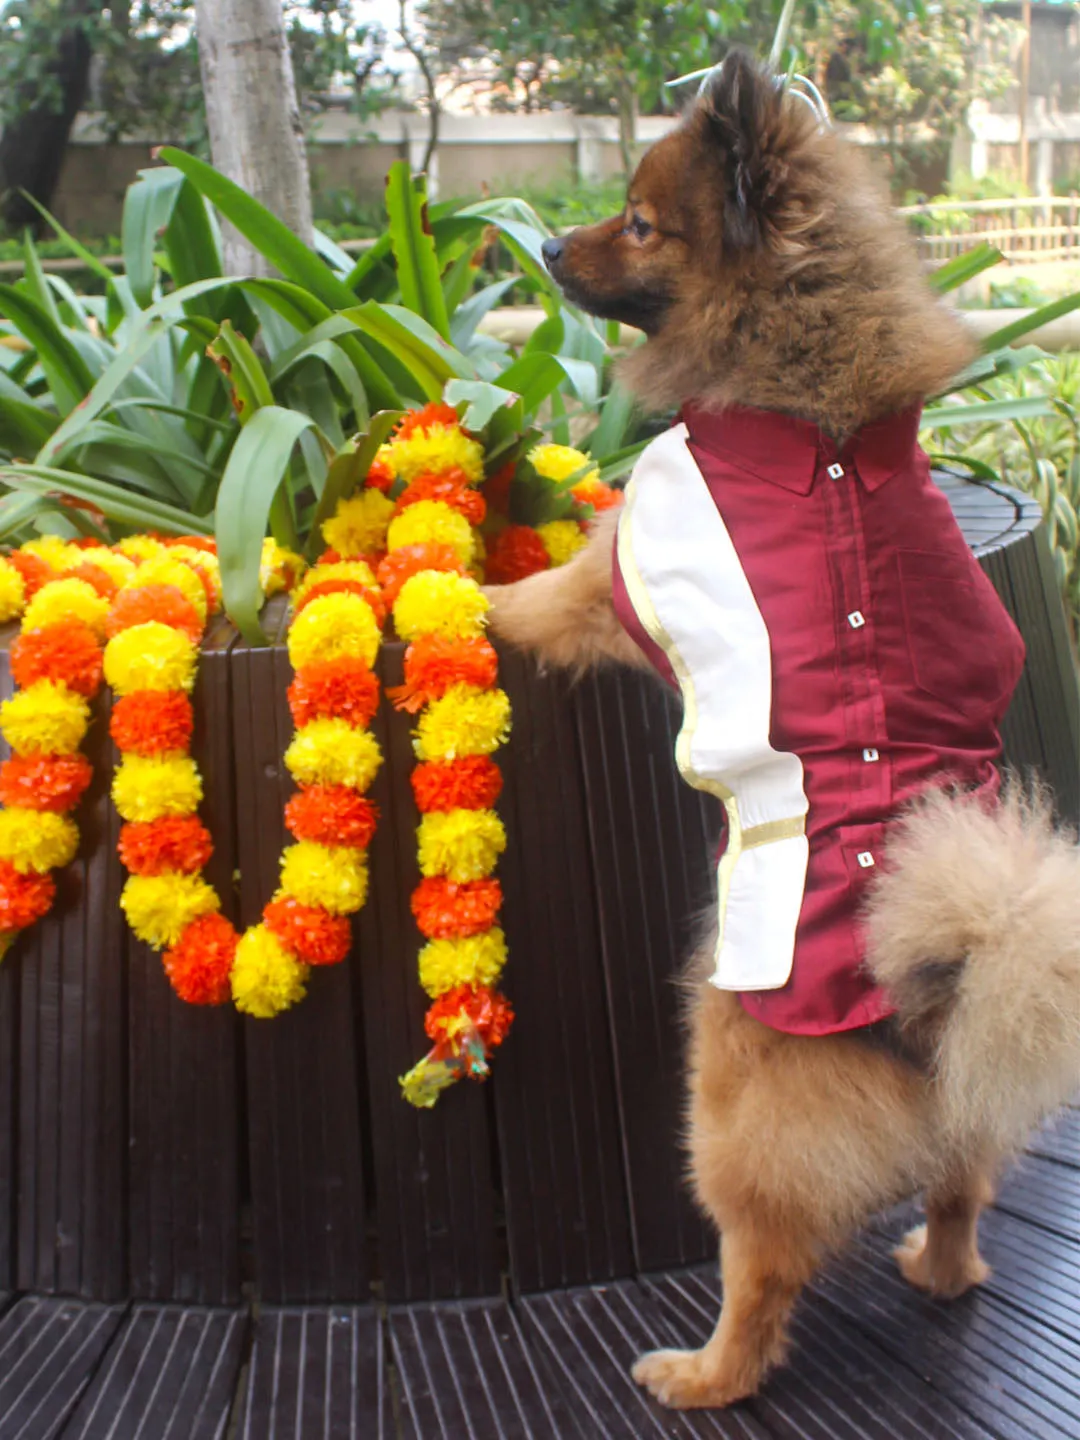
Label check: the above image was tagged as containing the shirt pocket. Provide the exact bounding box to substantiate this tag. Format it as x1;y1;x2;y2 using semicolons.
896;549;1023;723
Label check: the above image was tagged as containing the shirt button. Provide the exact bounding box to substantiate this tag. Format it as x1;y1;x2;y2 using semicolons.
862;747;879;762
827;462;845;479
857;851;875;868
847;610;866;629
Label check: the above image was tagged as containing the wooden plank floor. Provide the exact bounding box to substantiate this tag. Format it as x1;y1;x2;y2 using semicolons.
2;1109;1077;1438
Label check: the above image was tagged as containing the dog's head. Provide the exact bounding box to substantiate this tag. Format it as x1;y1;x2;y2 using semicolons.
541;51;821;335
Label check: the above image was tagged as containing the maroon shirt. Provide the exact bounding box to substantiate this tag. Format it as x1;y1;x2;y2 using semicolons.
613;403;1026;1035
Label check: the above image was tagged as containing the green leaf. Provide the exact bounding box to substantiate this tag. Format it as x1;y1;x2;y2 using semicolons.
216;405;319;642
306;410;401;560
0;388;59;454
21;232;62;329
340;302;470;401
0;463;212;535
495;352;577;417
384;162;451;341
123;166;185;308
17;193;117;285
206;319;275;423
928;243;1004;294
159;148;359;311
0;489;54;541
449;276;518;350
0;284;95;416
443;378;521;433
596;438;649;484
925;452;1003;484
921;396;1053;428
342;233;392;294
979;292;1080;352
942;343;1048;395
163;178;223;294
587;383;637;457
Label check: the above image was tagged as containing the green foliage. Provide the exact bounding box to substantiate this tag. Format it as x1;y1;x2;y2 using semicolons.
0;153;644;642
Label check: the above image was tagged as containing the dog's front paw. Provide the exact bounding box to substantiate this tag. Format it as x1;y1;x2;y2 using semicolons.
894;1224;990;1298
631;1348;753;1410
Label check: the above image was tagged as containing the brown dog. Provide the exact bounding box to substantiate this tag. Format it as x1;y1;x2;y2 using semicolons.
486;52;1080;1410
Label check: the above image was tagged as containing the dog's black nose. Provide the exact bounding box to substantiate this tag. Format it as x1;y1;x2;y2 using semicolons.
541;236;564;271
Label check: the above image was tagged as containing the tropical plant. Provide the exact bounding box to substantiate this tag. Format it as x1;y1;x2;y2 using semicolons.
921;244;1080;631
0;155;645;644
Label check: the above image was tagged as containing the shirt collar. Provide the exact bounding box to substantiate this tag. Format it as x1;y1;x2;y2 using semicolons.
680;401;923;495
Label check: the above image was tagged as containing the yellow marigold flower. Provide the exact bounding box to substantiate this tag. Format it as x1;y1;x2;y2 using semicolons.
21;535;83;573
120;873;219;949
528;442;598;486
0;680;89;756
0;555;26;622
388;425;484;486
124;555;207;621
393;571;488;642
23;578;110;639
284;719;383;790
118;536;167;564
413;684;511;762
387;500;475;566
322;490;394;559
418;928;508;998
537;520;588;568
85;549;137;588
112;754;202;822
279;841;369;915
103;622;197;695
231;923;310;1018
260;538;306;598
0;808;78;874
169;547;222;611
417;808;506;883
294;559;375;603
287;591;380;671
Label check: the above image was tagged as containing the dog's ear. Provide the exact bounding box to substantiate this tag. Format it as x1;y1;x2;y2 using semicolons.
701;50;787;251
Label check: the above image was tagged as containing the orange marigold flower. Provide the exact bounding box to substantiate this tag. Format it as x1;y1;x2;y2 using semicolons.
395;472;486;527
484;525;550;585
105;584;203;644
287;658;380;729
376;544;466;605
571;478;622;512
284;786;379;849
0;859;55;931
10;621;103;698
69;562;118;598
318;548;343;566
411;875;503;938
365;453;395;493
411;756;504;813
263;895;352;966
110;690;194;756
389;633;498;713
70;537;105;550
7;549;54;598
395;402;461;439
163;912;238;1005
424;983;514;1049
293;578;387;628
118;815;213;875
0;754;93;813
164;536;216;554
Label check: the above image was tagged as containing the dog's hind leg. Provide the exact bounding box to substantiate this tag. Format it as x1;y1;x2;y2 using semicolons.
633;1212;823;1409
894;1164;994;1298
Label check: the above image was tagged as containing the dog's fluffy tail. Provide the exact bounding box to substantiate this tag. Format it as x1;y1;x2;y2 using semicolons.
865;783;1080;1158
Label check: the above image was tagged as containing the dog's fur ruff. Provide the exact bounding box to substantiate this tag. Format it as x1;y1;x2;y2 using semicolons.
484;51;1080;1410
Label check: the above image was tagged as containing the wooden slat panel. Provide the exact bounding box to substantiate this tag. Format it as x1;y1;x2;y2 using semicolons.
127;620;242;1305
0;1295;125;1440
231;612;369;1305
492;651;633;1293
15;674;126;1300
572;668;721;1274
391;1299;584;1440
62;1303;246;1440
355;642;500;1302
239;1306;385;1439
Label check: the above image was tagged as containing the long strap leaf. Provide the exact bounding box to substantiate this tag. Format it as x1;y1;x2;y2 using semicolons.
385;162;451;341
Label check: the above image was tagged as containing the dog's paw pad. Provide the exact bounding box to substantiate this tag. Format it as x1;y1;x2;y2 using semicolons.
631;1348;745;1410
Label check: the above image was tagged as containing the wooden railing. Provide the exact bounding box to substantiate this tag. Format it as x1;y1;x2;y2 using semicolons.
901;195;1080;263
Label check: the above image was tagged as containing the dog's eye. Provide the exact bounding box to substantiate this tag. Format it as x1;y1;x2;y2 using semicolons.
629;214;653;240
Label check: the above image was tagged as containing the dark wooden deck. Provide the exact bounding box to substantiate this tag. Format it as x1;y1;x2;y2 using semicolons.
0;473;1078;1439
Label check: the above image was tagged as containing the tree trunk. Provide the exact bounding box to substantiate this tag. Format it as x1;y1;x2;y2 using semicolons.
0;9;93;231
194;0;314;277
615;78;638;177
